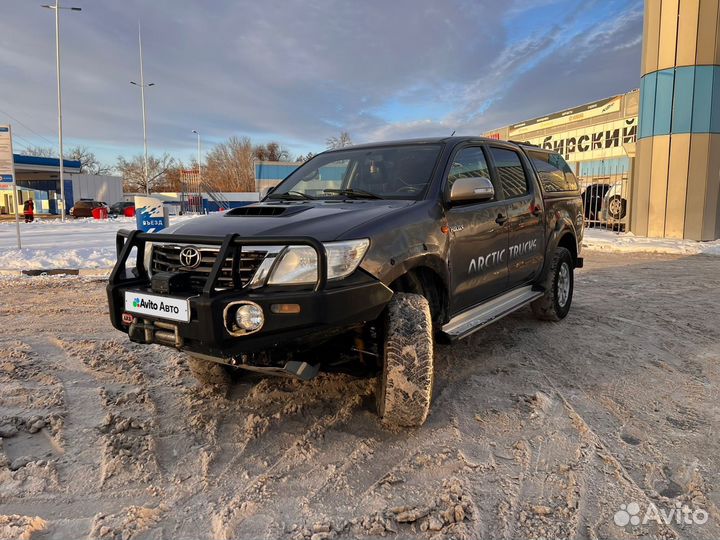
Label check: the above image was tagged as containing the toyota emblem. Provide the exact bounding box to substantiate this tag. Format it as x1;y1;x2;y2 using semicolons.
179;247;202;269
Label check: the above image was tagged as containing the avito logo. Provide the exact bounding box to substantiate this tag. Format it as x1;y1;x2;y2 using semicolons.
131;296;180;315
133;297;159;310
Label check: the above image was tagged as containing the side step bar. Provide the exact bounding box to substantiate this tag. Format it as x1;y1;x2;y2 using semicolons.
441;286;543;341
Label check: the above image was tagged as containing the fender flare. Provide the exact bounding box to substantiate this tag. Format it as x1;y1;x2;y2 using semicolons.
539;218;578;281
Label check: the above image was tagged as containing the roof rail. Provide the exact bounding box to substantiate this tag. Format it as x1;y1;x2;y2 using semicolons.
508;140;538;147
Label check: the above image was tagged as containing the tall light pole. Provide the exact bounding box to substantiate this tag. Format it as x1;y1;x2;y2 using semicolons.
42;1;81;221
191;130;201;182
192;130;201;213
130;23;154;194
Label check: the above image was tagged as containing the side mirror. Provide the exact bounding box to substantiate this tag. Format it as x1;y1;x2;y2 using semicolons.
449;177;495;204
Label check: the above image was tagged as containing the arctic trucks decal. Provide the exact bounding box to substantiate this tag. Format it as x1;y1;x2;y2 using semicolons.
468;239;538;274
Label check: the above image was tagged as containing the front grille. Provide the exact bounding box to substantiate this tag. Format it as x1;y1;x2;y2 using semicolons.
151;244;267;291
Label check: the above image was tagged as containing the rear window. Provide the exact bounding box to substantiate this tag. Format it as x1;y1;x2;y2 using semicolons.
76;201;92;208
527;150;579;192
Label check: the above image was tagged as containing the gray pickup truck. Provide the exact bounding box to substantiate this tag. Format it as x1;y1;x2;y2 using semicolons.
108;136;583;427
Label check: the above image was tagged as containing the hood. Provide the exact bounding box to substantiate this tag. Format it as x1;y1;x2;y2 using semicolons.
164;200;414;242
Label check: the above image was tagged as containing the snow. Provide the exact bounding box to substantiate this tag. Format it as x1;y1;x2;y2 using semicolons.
582;228;720;256
0;215;200;270
1;216;719;271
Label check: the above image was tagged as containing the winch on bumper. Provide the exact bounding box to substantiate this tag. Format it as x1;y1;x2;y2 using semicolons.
107;229;393;363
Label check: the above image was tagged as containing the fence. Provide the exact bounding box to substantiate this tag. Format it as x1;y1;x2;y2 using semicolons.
577;160;631;233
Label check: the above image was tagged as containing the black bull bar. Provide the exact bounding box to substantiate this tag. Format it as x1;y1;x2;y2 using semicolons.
109;229;329;293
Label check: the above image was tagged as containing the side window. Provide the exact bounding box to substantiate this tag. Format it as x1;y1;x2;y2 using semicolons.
554;154;579;191
528;150;578;191
528;150;564;192
488;147;529;199
447;146;492;194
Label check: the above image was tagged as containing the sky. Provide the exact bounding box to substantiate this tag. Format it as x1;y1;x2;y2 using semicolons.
0;0;643;167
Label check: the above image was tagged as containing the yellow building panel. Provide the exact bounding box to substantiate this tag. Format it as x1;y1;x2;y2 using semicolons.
631;138;654;236
665;135;691;238
659;0;680;70
677;0;700;66
648;136;670;237
684;134;710;240
643;0;662;74
703;134;720;239
697;0;719;64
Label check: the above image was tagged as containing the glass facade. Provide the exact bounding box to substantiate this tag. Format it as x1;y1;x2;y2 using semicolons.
639;65;720;138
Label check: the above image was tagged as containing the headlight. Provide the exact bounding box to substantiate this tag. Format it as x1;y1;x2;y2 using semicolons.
325;239;370;279
142;242;154;275
268;246;317;285
267;239;369;285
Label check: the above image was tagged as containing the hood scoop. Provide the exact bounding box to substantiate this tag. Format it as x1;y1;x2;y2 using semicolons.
225;204;309;217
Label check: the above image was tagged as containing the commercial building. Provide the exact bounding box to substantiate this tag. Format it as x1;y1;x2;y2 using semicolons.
0;154;123;216
485;1;720;241
485;90;638;185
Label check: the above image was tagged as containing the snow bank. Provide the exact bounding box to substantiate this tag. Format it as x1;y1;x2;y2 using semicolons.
0;215;201;270
2;216;719;271
583;228;720;256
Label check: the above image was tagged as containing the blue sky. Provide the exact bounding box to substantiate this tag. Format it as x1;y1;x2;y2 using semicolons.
0;0;643;167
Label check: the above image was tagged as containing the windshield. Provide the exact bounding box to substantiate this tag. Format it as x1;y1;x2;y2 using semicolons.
269;144;442;200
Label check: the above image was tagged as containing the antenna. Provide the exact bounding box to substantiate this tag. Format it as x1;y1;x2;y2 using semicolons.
450;130;456;136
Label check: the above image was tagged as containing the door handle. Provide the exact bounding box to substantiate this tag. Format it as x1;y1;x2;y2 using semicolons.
495;214;508;225
530;203;543;217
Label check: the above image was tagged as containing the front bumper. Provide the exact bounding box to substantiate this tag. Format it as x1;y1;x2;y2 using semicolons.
107;230;393;359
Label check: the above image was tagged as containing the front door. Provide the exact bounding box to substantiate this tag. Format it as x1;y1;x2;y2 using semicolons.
487;146;545;288
445;146;509;315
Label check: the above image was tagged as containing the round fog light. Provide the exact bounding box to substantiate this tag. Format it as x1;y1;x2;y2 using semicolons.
234;303;264;333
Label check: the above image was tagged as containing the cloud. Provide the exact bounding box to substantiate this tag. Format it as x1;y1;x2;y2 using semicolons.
0;0;642;163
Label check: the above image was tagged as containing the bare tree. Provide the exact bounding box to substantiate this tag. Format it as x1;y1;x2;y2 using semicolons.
326;131;352;150
204;136;255;192
296;152;315;162
22;145;112;174
117;153;175;193
253;141;291;162
22;146;55;157
66;146;113;175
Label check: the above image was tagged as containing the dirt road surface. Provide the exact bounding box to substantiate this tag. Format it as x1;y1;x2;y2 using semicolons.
1;251;718;540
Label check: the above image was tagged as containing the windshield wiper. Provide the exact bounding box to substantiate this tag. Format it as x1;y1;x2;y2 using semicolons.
267;190;315;200
322;188;383;200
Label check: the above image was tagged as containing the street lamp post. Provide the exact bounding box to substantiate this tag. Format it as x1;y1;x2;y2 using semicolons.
192;130;201;213
130;23;154;194
42;1;81;221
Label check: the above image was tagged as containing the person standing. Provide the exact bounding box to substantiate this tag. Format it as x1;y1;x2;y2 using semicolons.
23;198;34;223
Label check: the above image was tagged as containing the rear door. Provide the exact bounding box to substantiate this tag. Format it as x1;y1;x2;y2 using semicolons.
486;146;545;289
445;145;509;314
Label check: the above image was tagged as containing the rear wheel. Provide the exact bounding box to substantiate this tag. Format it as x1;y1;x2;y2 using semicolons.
186;355;232;386
376;293;434;427
531;247;574;321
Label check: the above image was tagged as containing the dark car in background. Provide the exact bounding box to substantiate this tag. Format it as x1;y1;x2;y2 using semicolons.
109;201;135;216
70;199;108;218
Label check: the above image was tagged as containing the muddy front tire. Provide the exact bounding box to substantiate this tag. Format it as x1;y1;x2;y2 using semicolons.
376;293;434;427
531;247;574;321
186;355;232;386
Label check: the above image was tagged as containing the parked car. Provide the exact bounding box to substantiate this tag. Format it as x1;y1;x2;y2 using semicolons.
581;183;611;222
602;183;628;221
69;199;109;218
109;201;135;216
107;137;584;427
